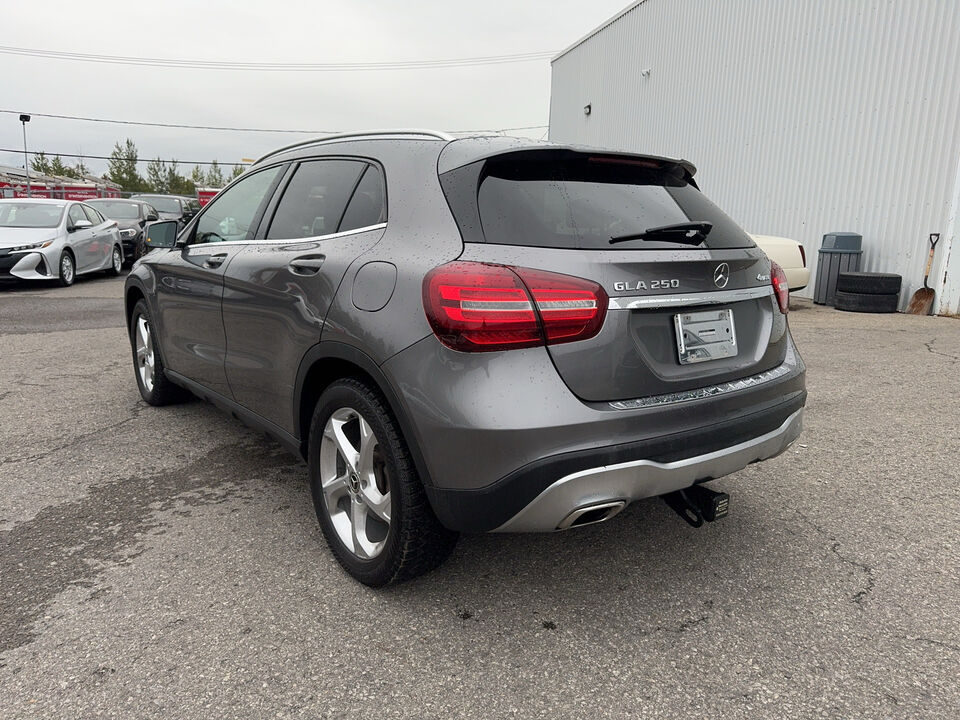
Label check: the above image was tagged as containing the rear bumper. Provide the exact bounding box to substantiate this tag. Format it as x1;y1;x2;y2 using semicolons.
785;266;810;291
494;406;802;532
425;392;805;532
382;332;807;533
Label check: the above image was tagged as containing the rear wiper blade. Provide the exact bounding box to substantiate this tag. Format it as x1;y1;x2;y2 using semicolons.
610;221;713;245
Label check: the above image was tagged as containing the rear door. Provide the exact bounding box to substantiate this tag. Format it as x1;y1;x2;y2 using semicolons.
441;150;786;402
82;204;113;268
65;204;97;271
151;166;284;397
222;159;387;433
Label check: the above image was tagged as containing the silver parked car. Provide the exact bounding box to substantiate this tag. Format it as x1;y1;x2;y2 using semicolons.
0;199;124;286
126;131;806;586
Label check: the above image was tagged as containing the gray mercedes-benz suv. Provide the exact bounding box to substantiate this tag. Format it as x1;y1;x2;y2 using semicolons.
125;131;806;586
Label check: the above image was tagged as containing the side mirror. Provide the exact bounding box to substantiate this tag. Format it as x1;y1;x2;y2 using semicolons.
146;213;159;221
70;219;93;232
144;220;180;249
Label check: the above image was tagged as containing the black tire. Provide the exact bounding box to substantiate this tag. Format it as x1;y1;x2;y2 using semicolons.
129;299;191;405
834;290;899;313
57;250;75;287
836;272;902;295
106;245;123;276
308;378;457;586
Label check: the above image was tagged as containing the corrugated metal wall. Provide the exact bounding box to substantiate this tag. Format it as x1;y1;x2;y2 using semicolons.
549;0;960;313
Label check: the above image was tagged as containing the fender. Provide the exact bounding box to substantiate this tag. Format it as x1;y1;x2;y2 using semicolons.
124;272;170;370
293;340;435;488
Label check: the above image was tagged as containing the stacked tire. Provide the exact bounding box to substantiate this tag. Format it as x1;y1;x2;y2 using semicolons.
834;272;901;313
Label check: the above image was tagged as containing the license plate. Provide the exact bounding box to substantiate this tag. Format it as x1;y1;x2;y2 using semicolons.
674;308;737;364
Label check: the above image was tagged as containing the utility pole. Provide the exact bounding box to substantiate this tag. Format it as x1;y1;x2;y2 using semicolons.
19;114;31;198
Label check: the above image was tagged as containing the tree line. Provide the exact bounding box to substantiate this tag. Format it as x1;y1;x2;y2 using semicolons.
30;138;244;195
28;153;89;180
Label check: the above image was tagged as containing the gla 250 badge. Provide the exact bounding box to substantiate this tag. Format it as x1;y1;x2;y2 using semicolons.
612;278;680;292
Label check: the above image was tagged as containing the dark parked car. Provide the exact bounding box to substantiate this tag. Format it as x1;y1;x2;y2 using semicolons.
180;196;201;220
129;194;197;229
125;131;806;586
86;199;159;263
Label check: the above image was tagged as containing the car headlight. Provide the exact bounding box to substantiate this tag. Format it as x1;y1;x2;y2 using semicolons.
120;228;138;239
9;241;53;253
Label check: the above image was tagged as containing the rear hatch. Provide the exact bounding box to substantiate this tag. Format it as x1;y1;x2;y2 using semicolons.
439;148;788;402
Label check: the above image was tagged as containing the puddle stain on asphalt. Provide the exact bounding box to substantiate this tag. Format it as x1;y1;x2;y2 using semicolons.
0;441;304;654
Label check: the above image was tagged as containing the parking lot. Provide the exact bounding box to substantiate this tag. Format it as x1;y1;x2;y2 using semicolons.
0;274;957;718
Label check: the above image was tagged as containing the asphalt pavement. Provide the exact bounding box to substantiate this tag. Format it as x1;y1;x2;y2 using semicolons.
1;274;958;719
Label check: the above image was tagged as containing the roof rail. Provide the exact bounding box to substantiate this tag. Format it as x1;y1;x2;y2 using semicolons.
254;129;456;164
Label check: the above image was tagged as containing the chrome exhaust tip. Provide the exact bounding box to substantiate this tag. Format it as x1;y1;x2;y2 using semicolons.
556;500;626;530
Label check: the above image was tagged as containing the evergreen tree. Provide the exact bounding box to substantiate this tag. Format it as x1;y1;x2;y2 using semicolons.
49;155;71;177
31;151;51;175
205;160;224;188
107;139;144;192
73;158;89;179
230;164;245;180
190;165;206;187
146;158;167;193
166;160;195;195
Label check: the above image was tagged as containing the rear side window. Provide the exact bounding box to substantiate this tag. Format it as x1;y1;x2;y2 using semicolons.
338;165;386;232
266;160;365;239
442;152;754;250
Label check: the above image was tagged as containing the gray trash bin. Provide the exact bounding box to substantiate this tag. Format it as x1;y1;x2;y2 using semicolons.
815;232;863;305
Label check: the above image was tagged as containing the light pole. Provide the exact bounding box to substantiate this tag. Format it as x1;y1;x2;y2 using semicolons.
19;114;31;198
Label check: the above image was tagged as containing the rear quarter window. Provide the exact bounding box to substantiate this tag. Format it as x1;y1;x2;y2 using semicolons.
338;164;386;232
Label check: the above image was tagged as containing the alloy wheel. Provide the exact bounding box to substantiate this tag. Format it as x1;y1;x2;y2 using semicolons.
134;316;155;393
61;254;74;284
319;407;392;559
112;247;122;272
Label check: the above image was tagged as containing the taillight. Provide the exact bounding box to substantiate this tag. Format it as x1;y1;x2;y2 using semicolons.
512;266;608;343
771;261;789;314
423;261;607;352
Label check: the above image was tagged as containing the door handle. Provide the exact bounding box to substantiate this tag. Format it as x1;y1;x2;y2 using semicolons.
204;253;228;269
289;254;326;276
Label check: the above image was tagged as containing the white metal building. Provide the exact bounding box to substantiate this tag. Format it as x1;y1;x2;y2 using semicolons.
549;0;960;314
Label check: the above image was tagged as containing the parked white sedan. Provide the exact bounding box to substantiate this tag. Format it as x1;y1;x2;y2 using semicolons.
751;234;810;291
0;199;123;287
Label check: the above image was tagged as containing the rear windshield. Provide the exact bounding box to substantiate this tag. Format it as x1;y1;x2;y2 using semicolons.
88;201;140;219
137;196;181;213
441;152;754;250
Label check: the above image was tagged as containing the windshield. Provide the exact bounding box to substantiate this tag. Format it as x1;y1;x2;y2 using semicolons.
88;201;140;219
0;202;65;228
443;152;755;251
138;196;181;213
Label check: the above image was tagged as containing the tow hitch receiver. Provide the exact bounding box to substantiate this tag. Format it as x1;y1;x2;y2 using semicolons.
663;486;730;528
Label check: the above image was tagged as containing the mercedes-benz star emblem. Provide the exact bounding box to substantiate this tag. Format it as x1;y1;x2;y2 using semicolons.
714;263;730;289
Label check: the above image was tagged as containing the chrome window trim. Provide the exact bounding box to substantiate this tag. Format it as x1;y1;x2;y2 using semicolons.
608;285;773;310
185;222;387;249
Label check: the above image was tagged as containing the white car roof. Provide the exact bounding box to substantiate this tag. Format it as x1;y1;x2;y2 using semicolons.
0;198;68;206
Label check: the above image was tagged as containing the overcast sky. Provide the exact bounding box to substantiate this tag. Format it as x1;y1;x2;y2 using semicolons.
0;0;628;178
